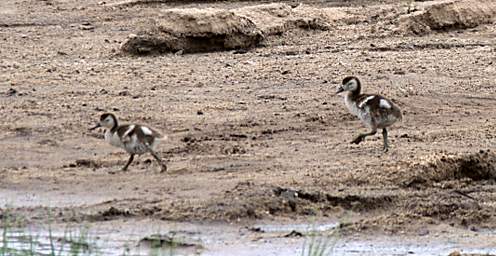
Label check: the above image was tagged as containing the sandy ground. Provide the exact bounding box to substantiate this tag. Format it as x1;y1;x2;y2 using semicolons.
1;0;496;248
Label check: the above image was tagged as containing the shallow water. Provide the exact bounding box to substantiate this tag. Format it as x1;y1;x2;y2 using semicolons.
3;220;496;256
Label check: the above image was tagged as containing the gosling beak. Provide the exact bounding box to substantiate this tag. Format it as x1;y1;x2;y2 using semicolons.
89;123;101;131
336;86;344;94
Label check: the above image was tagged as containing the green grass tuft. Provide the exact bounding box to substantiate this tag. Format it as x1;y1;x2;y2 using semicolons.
301;228;340;256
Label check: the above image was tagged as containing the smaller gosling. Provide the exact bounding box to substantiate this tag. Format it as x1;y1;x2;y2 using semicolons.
90;113;167;172
336;76;402;152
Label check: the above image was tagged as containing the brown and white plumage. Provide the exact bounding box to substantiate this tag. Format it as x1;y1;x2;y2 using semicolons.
336;76;402;152
90;113;167;172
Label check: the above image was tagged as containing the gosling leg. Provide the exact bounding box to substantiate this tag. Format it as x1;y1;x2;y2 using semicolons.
351;129;377;145
146;146;167;173
382;128;389;152
122;154;135;171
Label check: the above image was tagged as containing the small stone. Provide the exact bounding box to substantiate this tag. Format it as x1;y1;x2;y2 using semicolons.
233;49;248;54
284;230;303;237
6;88;17;96
79;23;95;30
448;251;461;256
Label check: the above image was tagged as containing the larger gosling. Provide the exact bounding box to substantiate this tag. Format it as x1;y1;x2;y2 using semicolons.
90;113;167;172
336;76;402;152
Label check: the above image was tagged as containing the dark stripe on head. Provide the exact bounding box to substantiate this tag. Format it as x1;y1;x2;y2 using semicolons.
100;113;118;131
342;76;358;85
342;76;361;97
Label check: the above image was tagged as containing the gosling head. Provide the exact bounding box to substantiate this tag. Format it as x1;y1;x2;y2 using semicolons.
336;76;361;94
89;113;118;131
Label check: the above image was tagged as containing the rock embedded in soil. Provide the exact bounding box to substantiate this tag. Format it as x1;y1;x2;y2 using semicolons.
399;0;496;35
120;3;345;54
120;8;263;54
139;233;203;248
235;3;343;36
6;88;18;96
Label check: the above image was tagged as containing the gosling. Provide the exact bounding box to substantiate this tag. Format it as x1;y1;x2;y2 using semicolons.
90;113;167;172
336;76;402;152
